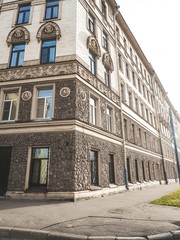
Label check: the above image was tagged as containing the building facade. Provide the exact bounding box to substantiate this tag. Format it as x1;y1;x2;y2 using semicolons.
0;0;178;199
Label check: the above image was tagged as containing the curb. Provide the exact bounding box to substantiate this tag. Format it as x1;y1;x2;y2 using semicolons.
0;227;179;240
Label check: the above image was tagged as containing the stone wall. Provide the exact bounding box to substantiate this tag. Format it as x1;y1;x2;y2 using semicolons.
74;131;125;191
0;131;76;192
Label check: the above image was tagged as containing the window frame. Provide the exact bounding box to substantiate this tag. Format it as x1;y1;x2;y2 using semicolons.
106;105;113;132
89;51;96;75
104;67;110;87
101;1;107;19
9;43;25;68
29;147;50;188
102;31;108;50
40;39;56;64
31;84;55;121
90;149;99;186
88;13;95;34
0;88;20;122
45;0;60;20
16;4;31;25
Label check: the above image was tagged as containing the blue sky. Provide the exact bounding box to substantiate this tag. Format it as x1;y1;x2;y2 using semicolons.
117;0;180;114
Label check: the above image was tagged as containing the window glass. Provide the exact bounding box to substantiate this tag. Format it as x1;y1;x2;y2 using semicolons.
10;44;25;67
17;5;30;24
88;14;95;34
30;148;49;187
90;97;97;125
41;40;56;64
45;0;59;19
2;92;18;121
36;88;53;119
89;51;96;75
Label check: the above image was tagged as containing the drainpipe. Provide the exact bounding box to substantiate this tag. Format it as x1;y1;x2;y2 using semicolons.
169;108;180;184
113;5;129;190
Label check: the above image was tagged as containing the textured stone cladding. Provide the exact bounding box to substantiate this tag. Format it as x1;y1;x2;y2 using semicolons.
123;114;161;154
76;80;122;137
74;131;125;191
0;132;76;192
126;148;165;184
0;79;77;122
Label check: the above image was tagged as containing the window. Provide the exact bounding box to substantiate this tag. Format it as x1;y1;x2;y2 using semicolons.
109;154;115;184
132;71;136;86
89;51;96;75
139;128;142;145
90;150;99;186
138;79;141;93
118;53;123;71
123;37;127;51
141;103;144;117
2;91;19;121
132;124;135;143
121;84;124;102
126;63;129;79
41;40;56;64
102;31;108;50
127;158;131;183
128;91;132;108
135;159;139;182
140;63;142;72
45;0;59;20
88;14;95;34
116;27;120;40
148;162;151;181
102;1;106;19
17;5;30;24
135;98;138;113
144;69;147;80
106;107;112;132
146;108;149;122
124;119;128;140
144;132;147;148
29;148;49;188
104;68;110;87
135;55;138;65
90;97;97;125
130;47;133;58
10;44;25;67
142;161;146;181
36;88;53;119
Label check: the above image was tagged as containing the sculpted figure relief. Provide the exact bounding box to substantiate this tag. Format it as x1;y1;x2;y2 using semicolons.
37;21;61;42
87;35;101;58
102;53;114;72
6;27;30;46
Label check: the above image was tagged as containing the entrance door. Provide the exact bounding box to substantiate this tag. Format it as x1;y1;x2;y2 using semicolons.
0;147;12;196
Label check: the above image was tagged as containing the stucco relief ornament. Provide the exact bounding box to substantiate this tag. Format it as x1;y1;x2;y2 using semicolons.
102;53;114;72
87;35;101;58
37;21;61;42
60;87;71;97
80;90;86;101
21;91;32;101
6;27;30;47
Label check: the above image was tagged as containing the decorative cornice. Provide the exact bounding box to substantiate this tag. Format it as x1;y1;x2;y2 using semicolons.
87;35;101;58
36;21;61;42
6;26;30;47
0;61;120;106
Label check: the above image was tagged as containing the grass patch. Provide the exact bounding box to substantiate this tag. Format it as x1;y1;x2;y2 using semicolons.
151;190;180;207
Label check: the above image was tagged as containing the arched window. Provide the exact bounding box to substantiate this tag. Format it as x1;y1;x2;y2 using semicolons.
37;21;61;64
6;26;30;67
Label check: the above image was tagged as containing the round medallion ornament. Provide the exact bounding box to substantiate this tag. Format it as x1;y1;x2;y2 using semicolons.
21;91;32;101
60;87;71;97
80;90;86;101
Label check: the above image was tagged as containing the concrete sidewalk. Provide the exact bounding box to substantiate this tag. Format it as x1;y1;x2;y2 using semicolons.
0;182;180;239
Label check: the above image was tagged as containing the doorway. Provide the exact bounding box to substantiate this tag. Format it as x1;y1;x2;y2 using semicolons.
0;147;12;196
